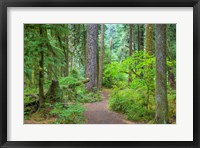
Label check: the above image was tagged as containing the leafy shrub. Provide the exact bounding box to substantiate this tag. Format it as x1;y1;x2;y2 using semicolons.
50;102;86;124
24;87;38;95
103;62;127;88
77;93;102;103
76;86;102;103
109;88;154;122
59;76;78;86
109;89;135;113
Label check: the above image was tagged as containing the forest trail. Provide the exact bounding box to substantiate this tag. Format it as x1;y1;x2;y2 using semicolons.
84;89;134;124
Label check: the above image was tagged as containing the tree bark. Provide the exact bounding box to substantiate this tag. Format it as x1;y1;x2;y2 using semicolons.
83;28;87;77
86;24;98;91
128;24;133;85
168;68;176;89
98;24;104;90
110;37;113;63
97;25;99;87
65;36;69;76
38;26;45;107
45;80;63;101
138;24;140;50
146;24;154;54
155;24;168;124
138;24;144;51
31;68;35;85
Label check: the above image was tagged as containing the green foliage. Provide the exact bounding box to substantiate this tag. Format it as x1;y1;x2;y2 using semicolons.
103;62;127;87
59;76;78;86
109;88;154;122
59;76;102;103
77;90;102;103
50;102;86;124
109;89;135;113
24;87;38;95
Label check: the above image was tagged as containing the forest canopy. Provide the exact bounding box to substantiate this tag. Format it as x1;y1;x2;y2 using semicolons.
24;24;176;124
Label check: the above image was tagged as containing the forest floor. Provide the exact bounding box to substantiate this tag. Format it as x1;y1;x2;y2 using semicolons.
24;89;137;124
84;89;135;124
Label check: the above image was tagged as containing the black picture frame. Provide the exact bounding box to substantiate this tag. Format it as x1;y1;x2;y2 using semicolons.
0;0;199;147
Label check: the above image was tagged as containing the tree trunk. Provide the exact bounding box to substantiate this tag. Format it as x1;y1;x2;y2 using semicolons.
168;68;176;89
110;37;113;63
97;25;99;88
31;68;35;85
139;24;144;51
146;24;153;54
39;50;44;107
98;24;104;90
48;65;52;80
84;28;87;77
45;80;63;101
38;26;45;107
128;24;133;85
155;24;168;124
65;37;69;76
138;24;140;50
86;24;98;91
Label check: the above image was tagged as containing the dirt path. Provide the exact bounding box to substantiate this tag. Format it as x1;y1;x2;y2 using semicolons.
84;89;134;124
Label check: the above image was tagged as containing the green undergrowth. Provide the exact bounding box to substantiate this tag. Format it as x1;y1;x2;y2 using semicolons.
24;72;102;124
108;86;176;123
49;102;86;124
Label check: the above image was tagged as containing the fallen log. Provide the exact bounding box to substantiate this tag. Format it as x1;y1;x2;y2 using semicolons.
24;99;39;107
25;94;37;99
65;78;90;88
24;98;39;113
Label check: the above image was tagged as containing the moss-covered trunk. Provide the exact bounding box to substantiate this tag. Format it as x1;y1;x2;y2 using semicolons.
98;24;104;90
45;80;63;101
146;24;153;54
128;24;133;85
155;24;168;124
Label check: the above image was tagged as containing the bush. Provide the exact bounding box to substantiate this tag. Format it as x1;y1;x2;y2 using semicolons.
59;76;78;86
109;88;154;122
76;86;102;103
50;102;86;124
109;89;135;113
103;62;127;88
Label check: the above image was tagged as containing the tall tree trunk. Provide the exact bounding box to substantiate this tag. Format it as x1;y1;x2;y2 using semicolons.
138;24;140;50
97;25;99;87
31;67;35;85
98;24;104;90
39;51;44;107
110;37;113;63
146;24;153;54
86;24;98;91
84;28;87;77
139;24;144;51
65;37;69;76
155;24;168;124
168;67;176;89
48;65;52;80
128;24;133;85
38;26;45;107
